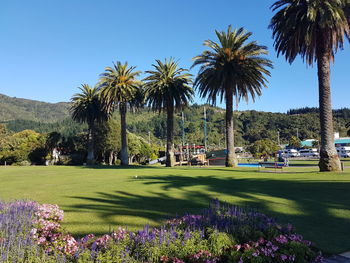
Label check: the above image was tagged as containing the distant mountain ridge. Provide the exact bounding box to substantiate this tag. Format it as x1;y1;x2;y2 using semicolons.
0;93;70;122
1;93;349;146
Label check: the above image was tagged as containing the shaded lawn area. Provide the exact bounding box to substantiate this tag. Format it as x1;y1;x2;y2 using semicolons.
0;165;349;254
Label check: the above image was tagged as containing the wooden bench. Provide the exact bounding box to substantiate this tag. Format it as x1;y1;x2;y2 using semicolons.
260;162;284;170
264;166;283;169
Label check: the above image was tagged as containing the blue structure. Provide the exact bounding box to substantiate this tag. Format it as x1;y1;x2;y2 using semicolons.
334;138;350;147
301;138;350;147
301;140;315;147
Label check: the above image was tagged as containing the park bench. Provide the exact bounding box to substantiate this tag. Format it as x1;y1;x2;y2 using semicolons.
264;165;283;169
259;162;284;170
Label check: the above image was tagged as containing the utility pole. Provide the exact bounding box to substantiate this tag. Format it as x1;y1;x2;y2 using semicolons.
296;128;299;139
277;131;280;146
182;112;185;147
204;106;207;152
148;131;151;145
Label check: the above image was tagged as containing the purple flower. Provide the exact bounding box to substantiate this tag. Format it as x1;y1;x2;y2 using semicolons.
281;254;288;261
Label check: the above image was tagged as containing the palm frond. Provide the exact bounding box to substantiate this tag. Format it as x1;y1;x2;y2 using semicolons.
70;84;109;125
192;26;272;105
269;0;349;64
98;61;142;113
143;58;194;112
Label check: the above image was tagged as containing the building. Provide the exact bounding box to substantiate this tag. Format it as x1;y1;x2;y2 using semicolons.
301;133;350;148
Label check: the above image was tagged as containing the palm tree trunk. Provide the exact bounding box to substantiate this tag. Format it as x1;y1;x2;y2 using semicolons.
86;123;95;165
120;104;129;166
166;103;175;167
317;38;341;172
225;88;238;167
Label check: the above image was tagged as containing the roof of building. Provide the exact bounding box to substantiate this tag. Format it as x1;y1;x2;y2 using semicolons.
335;138;350;145
301;139;315;147
301;137;350;147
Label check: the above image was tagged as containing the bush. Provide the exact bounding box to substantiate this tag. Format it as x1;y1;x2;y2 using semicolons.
1;200;323;263
12;160;32;166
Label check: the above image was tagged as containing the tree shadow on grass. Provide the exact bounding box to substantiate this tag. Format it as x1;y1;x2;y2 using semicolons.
67;174;350;254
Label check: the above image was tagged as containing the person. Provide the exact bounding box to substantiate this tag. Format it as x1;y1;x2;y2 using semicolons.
284;157;289;167
277;151;284;162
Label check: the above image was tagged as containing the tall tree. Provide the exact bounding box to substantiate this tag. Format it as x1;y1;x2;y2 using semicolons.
99;62;141;166
270;0;349;171
192;26;272;167
144;58;193;167
94;118;121;165
70;84;108;164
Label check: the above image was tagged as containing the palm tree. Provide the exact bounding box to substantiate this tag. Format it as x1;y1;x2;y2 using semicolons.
270;0;349;171
70;84;108;164
99;62;141;166
143;58;194;167
192;26;273;167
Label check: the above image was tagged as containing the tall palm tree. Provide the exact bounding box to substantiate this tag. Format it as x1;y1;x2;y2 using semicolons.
99;61;141;166
192;26;273;167
144;58;194;167
70;84;108;164
270;0;349;171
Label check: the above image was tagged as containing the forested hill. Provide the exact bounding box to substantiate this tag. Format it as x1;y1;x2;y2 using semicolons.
0;93;70;122
0;93;349;147
287;107;350;118
125;105;350;146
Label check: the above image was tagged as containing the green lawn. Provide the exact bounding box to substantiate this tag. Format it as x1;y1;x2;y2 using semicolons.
0;165;349;254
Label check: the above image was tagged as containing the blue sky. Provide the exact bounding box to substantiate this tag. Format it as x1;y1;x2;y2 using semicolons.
0;0;349;112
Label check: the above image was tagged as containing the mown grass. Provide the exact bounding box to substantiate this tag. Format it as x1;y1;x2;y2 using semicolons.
0;165;349;254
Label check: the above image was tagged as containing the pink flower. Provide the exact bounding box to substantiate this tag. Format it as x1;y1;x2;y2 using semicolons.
172;257;185;263
35;204;64;222
243;243;251;249
61;234;78;255
80;233;95;246
234;244;242;251
37;236;47;245
160;255;169;262
111;227;128;241
93;234;112;249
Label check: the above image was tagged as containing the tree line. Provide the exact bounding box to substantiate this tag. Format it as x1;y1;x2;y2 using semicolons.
0;121;159;166
2;105;350;155
69;26;272;168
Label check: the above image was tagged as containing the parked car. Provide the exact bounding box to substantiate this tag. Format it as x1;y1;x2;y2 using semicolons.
299;148;319;158
278;149;299;158
336;146;350;158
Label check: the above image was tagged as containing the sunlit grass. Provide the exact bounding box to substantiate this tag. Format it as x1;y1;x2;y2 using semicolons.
0;165;349;254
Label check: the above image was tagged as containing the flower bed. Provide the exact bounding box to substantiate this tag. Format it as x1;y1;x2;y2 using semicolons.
0;200;323;263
